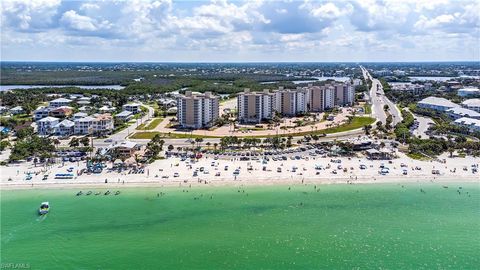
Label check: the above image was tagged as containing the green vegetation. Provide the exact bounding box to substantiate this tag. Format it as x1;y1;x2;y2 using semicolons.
394;109;415;143
130;132;220;140
136;118;163;130
321;117;376;134
130;117;375;140
406;152;431;161
9;134;55;161
363;104;372;114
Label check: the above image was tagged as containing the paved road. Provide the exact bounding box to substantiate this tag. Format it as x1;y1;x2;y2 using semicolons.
360;66;402;126
93;103;154;148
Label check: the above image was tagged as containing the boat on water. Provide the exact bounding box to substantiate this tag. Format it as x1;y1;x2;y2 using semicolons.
38;202;49;215
86;191;92;195
115;191;121;195
104;190;110;195
95;192;101;195
76;191;83;196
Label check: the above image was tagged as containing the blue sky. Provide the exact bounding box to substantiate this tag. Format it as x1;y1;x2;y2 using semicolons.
1;0;479;62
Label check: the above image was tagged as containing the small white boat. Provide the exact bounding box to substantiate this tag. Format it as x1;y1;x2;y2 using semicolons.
39;202;49;215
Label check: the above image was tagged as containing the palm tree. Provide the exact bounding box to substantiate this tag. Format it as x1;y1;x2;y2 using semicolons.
69;137;79;148
195;137;203;149
206;142;211;149
80;137;90;147
213;143;218;151
53;139;60;149
168;144;174;151
448;147;454;158
134;153;141;167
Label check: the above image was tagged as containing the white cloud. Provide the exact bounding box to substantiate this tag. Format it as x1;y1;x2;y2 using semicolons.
61;10;98;31
0;0;478;61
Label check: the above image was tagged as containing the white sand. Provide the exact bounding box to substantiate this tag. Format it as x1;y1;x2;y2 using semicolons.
1;152;478;190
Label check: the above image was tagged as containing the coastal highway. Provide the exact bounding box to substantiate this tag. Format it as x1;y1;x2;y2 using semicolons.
360;66;403;126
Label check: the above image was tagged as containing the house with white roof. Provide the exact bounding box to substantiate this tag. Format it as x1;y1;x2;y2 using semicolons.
417;97;460;112
37;117;60;135
49;98;72;108
77;97;91;105
54;119;75;137
446;107;480;120
457;88;480;97
10;106;25;115
73;112;88;120
453;117;480;132
74;116;96;135
122;103;141;114
461;99;480;113
99;106;116;113
115;110;133;121
34;107;52;121
78;106;90;112
74;114;114;135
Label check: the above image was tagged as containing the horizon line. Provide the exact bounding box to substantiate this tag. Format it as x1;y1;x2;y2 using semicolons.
1;60;479;64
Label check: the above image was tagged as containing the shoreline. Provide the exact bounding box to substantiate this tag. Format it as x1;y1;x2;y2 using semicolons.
1;175;478;191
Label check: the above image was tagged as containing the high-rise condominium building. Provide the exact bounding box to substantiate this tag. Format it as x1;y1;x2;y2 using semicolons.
274;87;308;116
237;89;276;123
235;82;354;124
333;82;355;106
177;91;219;129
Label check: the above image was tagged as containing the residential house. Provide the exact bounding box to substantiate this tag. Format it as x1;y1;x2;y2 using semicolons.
115;110;133;122
73;112;88;120
49;98;72;108
99;106;116;113
34;107;52;121
92;114;114;135
54;119;74;137
10;106;25;115
122;103;141;114
37;117;60;136
77;97;91;105
49;106;73;118
74;116;96;135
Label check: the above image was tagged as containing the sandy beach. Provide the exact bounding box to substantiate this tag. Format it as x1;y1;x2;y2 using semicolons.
1;152;478;190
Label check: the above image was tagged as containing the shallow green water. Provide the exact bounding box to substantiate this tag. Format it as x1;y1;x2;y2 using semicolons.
1;183;479;269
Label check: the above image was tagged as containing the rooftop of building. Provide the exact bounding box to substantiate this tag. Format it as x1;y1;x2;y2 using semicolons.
454;117;480;127
462;98;480;106
446;107;480;118
418;97;460;108
38;116;60;123
50;98;73;103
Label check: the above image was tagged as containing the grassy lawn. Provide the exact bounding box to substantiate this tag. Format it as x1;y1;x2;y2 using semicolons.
406;152;431;161
129;117;375;139
321;117;375;134
130;132;220;139
363;104;372;114
136;118;163;130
